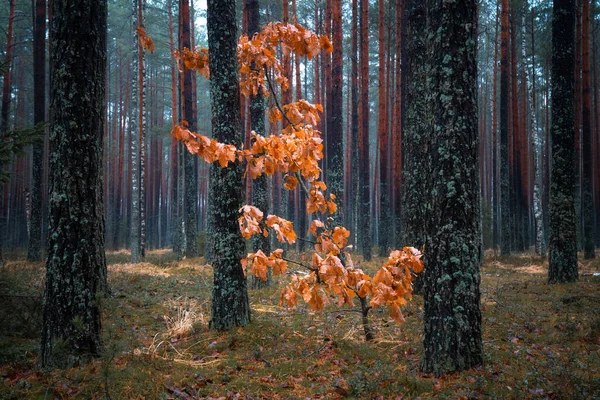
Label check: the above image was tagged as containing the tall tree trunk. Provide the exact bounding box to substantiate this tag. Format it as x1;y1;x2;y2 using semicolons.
530;3;545;257
207;0;250;330
499;0;510;255
491;2;500;254
326;0;343;227
392;0;403;247
421;0;482;376
402;0;427;291
167;0;183;258
28;0;46;262
548;0;578;283
180;0;199;258
247;0;270;289
348;0;359;244
40;0;107;368
139;0;147;259
358;0;371;261
377;0;390;256
582;0;596;258
130;0;141;263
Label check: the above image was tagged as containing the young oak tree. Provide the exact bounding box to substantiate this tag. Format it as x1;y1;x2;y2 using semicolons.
172;21;423;340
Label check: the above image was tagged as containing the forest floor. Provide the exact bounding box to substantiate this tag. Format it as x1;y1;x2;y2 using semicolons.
0;249;599;399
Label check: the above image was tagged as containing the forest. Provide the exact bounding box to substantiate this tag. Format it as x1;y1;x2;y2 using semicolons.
0;0;599;398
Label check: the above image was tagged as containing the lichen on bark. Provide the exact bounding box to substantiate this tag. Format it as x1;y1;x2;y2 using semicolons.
207;0;250;330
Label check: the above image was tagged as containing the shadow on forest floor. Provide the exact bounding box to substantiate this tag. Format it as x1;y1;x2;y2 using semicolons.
0;249;599;399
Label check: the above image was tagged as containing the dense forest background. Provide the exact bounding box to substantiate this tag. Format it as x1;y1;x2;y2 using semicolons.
1;0;597;260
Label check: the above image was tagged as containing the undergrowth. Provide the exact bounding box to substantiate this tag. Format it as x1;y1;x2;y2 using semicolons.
0;249;599;399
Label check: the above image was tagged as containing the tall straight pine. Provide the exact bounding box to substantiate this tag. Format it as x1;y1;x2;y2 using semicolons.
421;0;482;375
548;0;578;283
41;0;107;368
207;0;250;330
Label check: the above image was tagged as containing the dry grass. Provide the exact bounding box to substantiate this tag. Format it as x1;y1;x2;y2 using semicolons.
0;249;599;399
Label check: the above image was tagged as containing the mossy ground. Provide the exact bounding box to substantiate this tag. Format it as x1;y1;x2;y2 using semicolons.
0;249;599;399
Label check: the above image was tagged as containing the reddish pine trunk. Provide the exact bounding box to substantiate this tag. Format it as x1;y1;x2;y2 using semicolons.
1;0;16;134
358;0;371;260
392;0;403;246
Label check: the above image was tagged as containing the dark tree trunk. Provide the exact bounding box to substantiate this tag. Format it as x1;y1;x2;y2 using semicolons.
207;0;250;330
246;0;270;290
499;0;510;255
582;0;596;259
421;0;482;376
548;0;578;283
180;0;199;258
402;0;427;291
358;0;371;261
377;0;390;256
327;0;343;226
40;0;107;368
28;0;46;262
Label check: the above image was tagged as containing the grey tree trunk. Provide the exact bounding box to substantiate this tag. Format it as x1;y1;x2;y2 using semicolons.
246;0;271;290
548;0;578;283
40;0;107;368
180;0;198;259
207;0;250;330
402;0;428;292
420;0;482;376
28;0;46;262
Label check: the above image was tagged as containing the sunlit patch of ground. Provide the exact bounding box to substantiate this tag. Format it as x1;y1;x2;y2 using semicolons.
1;248;599;399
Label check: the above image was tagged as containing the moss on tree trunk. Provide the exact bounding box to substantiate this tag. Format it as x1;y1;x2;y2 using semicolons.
207;0;250;330
40;0;107;369
420;0;483;376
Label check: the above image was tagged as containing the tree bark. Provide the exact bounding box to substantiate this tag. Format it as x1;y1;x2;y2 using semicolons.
180;0;199;258
40;0;107;368
28;0;46;262
421;0;482;376
499;0;511;255
246;0;271;290
358;0;371;261
377;0;390;256
582;0;596;259
548;0;578;283
207;0;250;330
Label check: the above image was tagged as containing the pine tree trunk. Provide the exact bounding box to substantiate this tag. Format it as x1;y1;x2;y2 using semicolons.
130;0;141;263
180;0;199;258
40;0;107;368
246;0;271;290
28;0;46;262
582;0;596;259
529;4;545;257
548;0;578;283
358;0;371;261
327;0;343;227
139;0;147;259
402;0;427;291
499;0;511;255
348;0;359;245
421;0;482;375
207;0;250;330
392;0;403;248
377;0;390;257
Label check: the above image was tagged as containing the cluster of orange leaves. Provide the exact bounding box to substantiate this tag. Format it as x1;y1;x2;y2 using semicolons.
172;21;423;325
174;22;332;98
136;26;155;54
